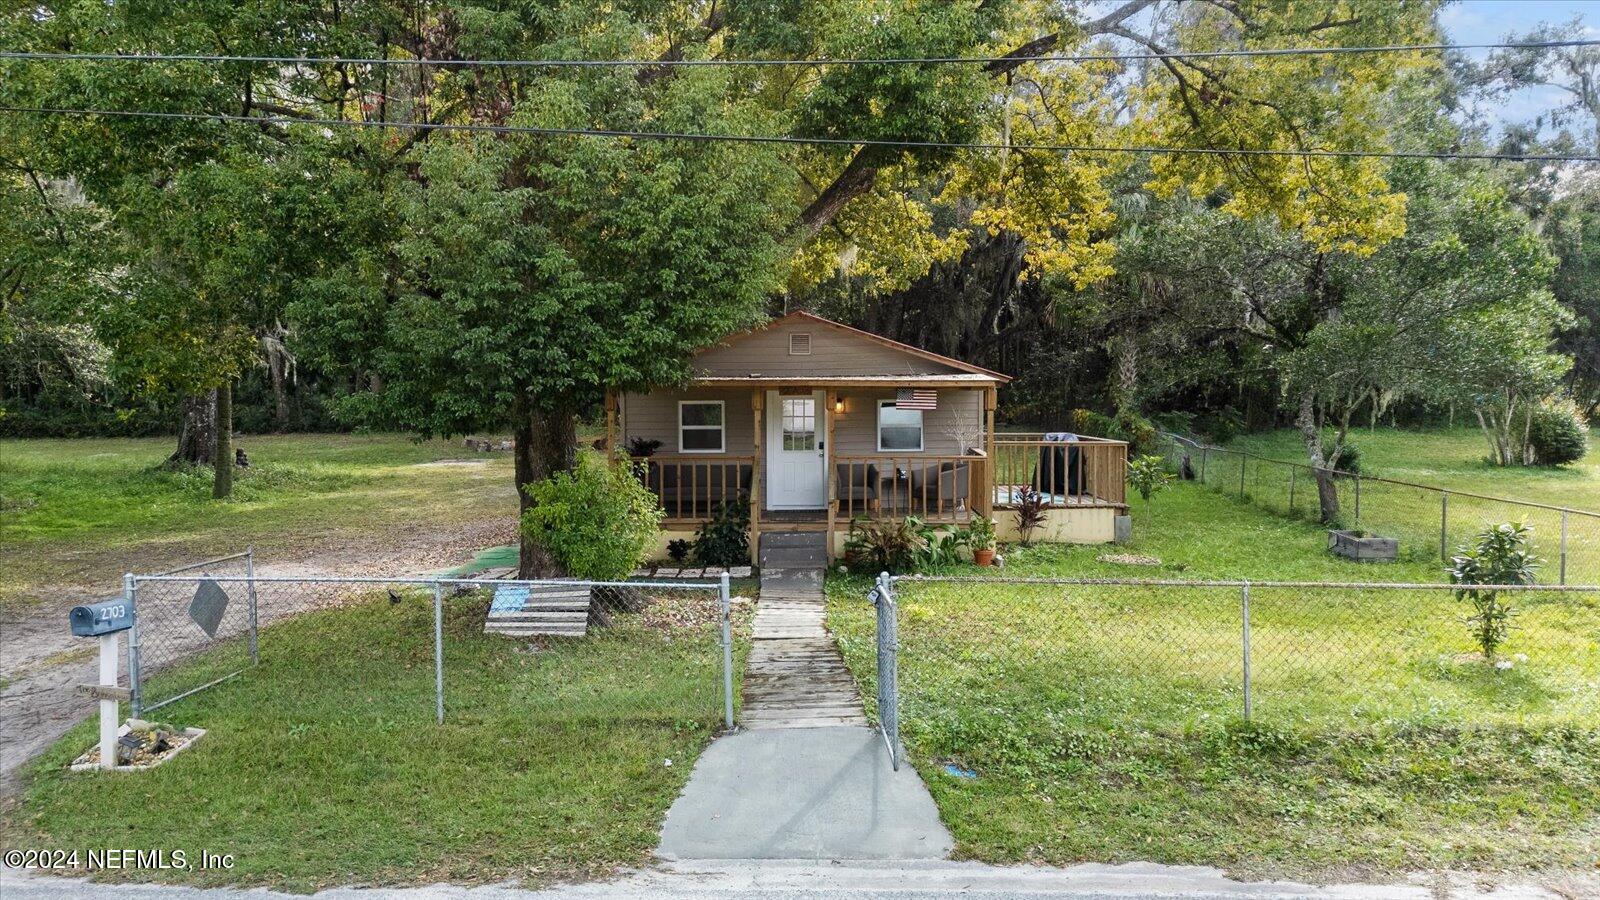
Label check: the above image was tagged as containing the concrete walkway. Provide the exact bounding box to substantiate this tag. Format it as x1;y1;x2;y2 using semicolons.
657;726;953;859
658;531;950;860
741;532;865;729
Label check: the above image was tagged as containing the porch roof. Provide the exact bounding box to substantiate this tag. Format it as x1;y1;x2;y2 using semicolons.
689;373;1001;388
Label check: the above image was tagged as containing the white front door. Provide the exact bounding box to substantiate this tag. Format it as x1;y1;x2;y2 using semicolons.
766;390;827;510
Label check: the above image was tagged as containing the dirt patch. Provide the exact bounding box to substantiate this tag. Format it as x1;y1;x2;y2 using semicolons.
0;513;517;798
1097;552;1163;567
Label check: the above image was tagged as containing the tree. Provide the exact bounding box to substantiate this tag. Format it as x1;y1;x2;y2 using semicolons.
339;70;795;574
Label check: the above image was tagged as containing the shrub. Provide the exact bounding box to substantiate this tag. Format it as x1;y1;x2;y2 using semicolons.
844;515;919;574
521;452;664;581
693;496;750;567
1109;410;1159;456
666;538;692;564
1126;454;1174;515
908;517;972;570
1449;522;1540;661
968;515;996;551
1013;486;1048;546
1328;441;1360;475
1528;402;1588;466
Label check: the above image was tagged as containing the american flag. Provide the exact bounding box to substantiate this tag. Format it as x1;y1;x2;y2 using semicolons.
895;389;938;410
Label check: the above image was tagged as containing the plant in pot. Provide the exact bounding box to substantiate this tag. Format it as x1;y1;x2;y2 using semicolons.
969;516;997;566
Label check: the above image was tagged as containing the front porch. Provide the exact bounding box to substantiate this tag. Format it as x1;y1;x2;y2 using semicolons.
607;384;1128;561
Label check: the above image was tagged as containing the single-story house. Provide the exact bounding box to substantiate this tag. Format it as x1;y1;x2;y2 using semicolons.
604;311;1128;561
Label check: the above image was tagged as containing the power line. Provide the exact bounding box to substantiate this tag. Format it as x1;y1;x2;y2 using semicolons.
1;38;1597;70
4;104;1597;163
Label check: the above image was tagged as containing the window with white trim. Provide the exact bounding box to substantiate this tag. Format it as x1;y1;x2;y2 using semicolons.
877;400;924;452
679;400;725;453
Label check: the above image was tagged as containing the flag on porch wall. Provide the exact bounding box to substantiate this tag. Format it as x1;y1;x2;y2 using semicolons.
896;389;938;410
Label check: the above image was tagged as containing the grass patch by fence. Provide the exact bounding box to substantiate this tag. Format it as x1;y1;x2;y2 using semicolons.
15;586;749;890
827;575;1600;877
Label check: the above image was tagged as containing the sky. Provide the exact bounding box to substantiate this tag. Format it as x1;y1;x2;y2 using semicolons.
1441;0;1600;136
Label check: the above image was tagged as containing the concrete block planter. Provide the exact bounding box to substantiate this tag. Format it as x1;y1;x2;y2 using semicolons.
1327;529;1398;563
71;724;207;773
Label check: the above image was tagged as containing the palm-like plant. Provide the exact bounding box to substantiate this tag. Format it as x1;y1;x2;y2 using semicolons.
1449;522;1540;661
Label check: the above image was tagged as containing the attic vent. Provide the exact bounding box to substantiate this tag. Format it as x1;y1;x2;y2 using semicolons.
789;332;813;355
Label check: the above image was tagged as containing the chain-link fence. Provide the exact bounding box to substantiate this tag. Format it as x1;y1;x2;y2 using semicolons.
1158;433;1600;583
845;575;1600;766
125;573;736;727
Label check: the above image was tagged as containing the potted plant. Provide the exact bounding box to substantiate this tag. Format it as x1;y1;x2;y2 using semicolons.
969;516;997;567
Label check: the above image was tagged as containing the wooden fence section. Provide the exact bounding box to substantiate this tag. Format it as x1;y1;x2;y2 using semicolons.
992;437;1127;508
635;455;755;523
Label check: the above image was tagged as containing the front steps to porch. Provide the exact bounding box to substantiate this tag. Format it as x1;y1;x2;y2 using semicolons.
742;531;867;729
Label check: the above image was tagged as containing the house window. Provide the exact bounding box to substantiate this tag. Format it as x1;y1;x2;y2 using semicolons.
781;397;816;451
679;401;725;453
789;332;812;355
877;400;924;452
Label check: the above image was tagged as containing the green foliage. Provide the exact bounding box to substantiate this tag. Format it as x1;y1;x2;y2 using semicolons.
1450;522;1540;661
908;516;972;571
1527;402;1589;466
967;515;996;551
520;453;663;581
1126;455;1174;512
666;539;692;565
844;515;920;574
692;497;751;568
1329;442;1361;475
1012;486;1048;546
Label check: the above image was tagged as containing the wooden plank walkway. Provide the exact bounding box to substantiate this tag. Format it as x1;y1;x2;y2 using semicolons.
742;533;867;729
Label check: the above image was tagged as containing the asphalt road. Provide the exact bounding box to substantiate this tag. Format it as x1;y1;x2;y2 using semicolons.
2;860;1588;900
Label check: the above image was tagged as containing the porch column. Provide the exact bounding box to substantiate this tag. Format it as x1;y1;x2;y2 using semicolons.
825;388;838;562
981;386;997;518
750;390;763;566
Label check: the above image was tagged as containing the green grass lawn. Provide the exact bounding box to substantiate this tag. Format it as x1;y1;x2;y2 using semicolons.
1206;427;1600;584
825;468;1600;879
13;585;748;890
0;434;519;607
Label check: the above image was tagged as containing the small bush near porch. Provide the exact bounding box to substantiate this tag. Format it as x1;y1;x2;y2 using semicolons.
13;586;754;890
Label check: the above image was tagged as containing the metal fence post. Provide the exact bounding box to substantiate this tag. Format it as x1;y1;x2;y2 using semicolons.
1353;475;1362;529
432;581;445;725
1239;453;1247;499
719;571;734;730
1201;447;1208;485
1288;467;1296;514
1560;510;1569;585
1240;581;1252;721
874;572;900;771
125;572;142;719
245;545;259;665
1440;491;1450;564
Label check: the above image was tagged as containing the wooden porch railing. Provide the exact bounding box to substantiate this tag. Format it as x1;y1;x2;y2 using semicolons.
633;455;755;522
834;453;986;523
992;436;1127;507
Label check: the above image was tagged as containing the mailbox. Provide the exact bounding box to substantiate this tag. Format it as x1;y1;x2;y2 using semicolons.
70;599;134;637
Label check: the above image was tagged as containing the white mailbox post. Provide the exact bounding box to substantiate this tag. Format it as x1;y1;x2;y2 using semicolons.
70;598;135;770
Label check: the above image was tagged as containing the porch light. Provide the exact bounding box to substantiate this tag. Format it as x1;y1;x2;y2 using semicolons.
834;396;846;414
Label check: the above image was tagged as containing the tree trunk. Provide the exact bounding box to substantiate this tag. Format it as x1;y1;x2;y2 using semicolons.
212;381;233;499
1296;390;1340;524
513;395;579;578
168;390;217;467
268;351;290;429
1109;331;1139;414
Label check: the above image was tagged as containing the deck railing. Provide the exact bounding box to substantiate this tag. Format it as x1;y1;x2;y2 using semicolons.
633;455;754;522
834;453;985;523
992;436;1127;507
